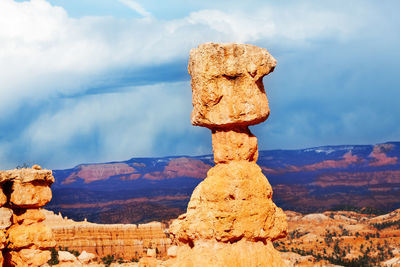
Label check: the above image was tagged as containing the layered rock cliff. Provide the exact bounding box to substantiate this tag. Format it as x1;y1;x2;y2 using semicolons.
167;43;288;267
43;210;171;260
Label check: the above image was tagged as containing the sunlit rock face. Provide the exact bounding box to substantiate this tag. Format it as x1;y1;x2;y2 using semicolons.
168;43;287;267
189;43;276;128
0;166;56;267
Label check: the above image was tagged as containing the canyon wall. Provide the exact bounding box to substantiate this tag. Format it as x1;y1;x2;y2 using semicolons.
43;210;171;260
0;166;56;267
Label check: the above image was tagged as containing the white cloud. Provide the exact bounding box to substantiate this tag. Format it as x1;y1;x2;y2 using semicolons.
21;82;207;168
0;0;393;169
0;0;368;117
119;0;151;17
185;4;364;44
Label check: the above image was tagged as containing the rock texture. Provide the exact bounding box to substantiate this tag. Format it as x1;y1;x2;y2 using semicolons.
168;43;287;266
189;43;276;128
0;166;56;267
77;250;96;264
0;231;5;266
53;250;98;267
211;127;258;164
171;162;286;243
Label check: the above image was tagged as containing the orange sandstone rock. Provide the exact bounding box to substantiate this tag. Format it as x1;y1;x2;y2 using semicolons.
4;248;51;267
170;240;286;267
32;165;42;170
171;162;286;243
10;180;52;209
12;209;46;225
0;207;13;229
189;43;276;128
0;167;56;266
169;43;287;267
58;250;79;263
0;167;54;209
0;230;5;267
0;230;6;249
0;167;54;184
6;223;55;250
0;187;6;206
211;127;258;163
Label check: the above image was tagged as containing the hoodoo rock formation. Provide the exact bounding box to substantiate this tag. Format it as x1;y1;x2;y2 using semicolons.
169;43;288;266
0;166;56;267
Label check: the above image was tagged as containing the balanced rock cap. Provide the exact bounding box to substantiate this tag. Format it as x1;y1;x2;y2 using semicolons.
189;42;276;128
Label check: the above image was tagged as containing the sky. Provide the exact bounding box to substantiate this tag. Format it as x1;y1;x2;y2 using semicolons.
1;0;399;170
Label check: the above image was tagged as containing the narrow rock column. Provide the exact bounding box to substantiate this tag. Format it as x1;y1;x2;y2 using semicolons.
0;166;56;267
169;43;288;267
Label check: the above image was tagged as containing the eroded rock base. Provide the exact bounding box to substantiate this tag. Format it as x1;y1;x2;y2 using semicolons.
170;162;287;266
171;162;286;243
168;240;286;267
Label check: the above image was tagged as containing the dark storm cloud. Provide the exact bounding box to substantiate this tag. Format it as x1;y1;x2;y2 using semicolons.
1;0;399;169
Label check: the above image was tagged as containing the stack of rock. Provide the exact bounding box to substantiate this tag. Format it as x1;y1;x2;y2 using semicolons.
169;43;288;266
0;165;56;266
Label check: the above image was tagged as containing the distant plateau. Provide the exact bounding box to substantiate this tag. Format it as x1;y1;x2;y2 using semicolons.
46;141;400;224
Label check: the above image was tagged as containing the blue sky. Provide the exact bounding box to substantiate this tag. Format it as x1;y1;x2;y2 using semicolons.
1;0;399;169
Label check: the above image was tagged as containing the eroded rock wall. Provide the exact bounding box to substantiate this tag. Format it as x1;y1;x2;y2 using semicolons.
43;210;171;260
0;166;56;267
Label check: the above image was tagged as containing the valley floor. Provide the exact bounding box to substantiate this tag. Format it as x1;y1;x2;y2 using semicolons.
276;209;400;266
43;209;400;266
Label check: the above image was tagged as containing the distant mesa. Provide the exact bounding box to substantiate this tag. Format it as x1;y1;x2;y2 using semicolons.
49;141;400;225
275;150;361;173
143;158;211;180
62;157;212;184
63;163;136;184
369;144;398;167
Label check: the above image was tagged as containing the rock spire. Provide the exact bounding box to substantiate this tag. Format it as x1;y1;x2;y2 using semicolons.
169;43;288;266
0;166;56;267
